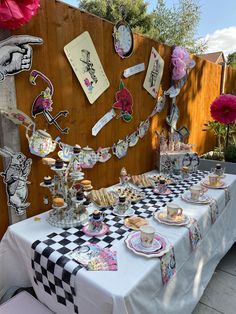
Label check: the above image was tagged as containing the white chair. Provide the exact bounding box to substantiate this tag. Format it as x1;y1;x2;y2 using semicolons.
0;291;54;314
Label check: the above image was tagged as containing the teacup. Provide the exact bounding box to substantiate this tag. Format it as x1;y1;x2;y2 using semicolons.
190;185;204;201
140;225;155;248
167;203;183;220
211;164;225;177
208;174;219;186
157;179;167;194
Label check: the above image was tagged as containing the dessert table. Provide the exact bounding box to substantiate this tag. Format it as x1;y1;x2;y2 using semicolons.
0;171;236;314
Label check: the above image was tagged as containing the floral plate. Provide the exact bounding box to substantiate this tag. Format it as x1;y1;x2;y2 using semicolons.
181;191;212;204
154;211;190;226
82;223;109;237
201;180;227;189
125;231;170;258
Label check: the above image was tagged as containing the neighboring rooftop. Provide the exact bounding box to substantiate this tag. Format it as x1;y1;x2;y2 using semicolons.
199;51;226;65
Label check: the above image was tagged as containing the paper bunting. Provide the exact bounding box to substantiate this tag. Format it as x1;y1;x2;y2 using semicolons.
30;70;69;134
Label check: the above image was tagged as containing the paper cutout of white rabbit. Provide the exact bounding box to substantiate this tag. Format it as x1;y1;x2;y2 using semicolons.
0;146;32;216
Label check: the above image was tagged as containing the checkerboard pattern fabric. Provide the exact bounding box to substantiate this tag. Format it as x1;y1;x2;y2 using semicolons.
31;171;207;313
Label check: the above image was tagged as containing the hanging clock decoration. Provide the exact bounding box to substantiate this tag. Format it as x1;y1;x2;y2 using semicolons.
113;5;134;59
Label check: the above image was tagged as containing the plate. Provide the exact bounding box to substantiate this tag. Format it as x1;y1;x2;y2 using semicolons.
153;188;172;195
154;211;190;226
113;207;135;217
88;189;117;208
40;182;55;188
82;223;109;237
124;217;148;230
148;175;173;185
125;231;170;258
51;202;67;210
201;180;226;189
51;165;67;172
181;191;212;204
112;186;145;203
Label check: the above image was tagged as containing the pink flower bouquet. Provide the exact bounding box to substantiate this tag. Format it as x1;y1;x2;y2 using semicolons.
171;46;196;81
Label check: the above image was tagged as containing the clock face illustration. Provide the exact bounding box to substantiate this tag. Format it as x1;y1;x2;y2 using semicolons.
113;20;134;58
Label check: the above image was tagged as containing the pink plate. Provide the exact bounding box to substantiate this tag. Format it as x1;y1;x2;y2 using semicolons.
82;223;109;237
153;188;172;195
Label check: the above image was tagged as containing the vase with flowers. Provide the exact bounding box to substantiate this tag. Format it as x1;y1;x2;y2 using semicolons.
200;94;236;173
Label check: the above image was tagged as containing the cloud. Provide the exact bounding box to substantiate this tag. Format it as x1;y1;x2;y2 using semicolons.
201;26;236;56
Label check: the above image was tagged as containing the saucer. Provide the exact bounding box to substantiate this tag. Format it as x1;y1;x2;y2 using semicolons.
154;211;190;226
201;180;226;189
181;191;212;204
153;188;172;195
125;231;169;258
51;202;67;210
40;182;55;188
82;223;109;237
51;165;67;172
113;206;135;217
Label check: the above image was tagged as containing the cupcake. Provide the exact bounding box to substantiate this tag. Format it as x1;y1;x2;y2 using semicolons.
80;179;92;191
55;159;64;169
53;197;64;207
76;191;84;201
44;176;52;185
73;145;81;154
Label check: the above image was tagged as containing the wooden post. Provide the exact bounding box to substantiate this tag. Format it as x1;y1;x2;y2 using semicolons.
0;29;27;224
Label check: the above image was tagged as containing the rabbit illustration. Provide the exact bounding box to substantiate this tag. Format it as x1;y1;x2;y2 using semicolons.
0;146;32;215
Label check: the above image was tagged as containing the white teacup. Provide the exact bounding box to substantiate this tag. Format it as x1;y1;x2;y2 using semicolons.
208;174;219;186
140;225;155;248
167;203;183;220
190;185;204;200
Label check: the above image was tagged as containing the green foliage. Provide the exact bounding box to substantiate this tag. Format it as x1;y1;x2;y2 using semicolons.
227;52;236;69
224;144;236;162
78;0;158;38
154;0;206;53
78;0;206;53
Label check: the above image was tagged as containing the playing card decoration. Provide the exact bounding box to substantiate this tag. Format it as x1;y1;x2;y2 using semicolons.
113;5;134;59
143;47;164;98
64;31;110;104
0;146;32;216
30;70;69;134
113;80;133;122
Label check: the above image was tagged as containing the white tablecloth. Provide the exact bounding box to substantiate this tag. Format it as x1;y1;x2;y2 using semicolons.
1;173;236;314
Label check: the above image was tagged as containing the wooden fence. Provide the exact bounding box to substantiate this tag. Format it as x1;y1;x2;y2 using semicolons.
0;0;235;237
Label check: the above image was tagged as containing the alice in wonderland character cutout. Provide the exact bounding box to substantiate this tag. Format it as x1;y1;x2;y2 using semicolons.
0;146;32;216
0;35;43;82
113;80;133;122
30;70;69;134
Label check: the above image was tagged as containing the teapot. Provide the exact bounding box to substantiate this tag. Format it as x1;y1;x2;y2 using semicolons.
26;125;60;157
79;146;97;168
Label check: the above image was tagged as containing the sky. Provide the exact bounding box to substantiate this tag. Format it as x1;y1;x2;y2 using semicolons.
62;0;236;56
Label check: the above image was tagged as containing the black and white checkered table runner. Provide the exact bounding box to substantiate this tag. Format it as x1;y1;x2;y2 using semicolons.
31;171;207;313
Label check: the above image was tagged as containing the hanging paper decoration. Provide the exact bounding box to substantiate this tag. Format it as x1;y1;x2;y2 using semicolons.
96;147;112;163
57;143;74;162
113;80;133;122
1;108;34;127
79;146;98;168
0;35;43;82
64;31;110;104
138;119;150;138
143;47;164;98
0;0;40;30
26;125;60;158
113;5;134;59
126;131;139;147
123;63;145;78
0;147;32;216
92;109;116;136
30;70;69;134
112;139;129;159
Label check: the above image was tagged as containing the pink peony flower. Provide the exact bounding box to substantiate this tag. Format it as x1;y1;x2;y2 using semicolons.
171;46;195;81
0;0;40;30
210;94;236;125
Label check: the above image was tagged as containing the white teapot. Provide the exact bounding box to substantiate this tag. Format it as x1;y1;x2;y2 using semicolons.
26;126;60;157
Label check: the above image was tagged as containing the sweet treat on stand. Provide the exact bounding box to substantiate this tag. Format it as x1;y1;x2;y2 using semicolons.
76;190;84;201
73;145;81;154
42;157;56;166
55;159;64;169
114;186;145;203
53;197;65;207
43;176;52;185
80;179;93;191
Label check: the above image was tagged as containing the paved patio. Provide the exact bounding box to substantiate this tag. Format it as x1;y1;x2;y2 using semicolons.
192;244;236;314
